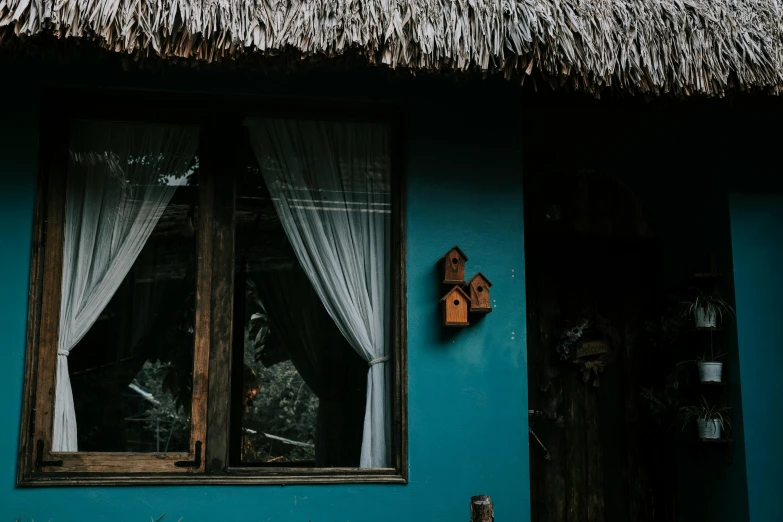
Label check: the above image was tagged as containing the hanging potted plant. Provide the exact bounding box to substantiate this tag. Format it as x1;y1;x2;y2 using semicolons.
679;398;731;440
680;289;735;382
681;289;735;329
695;352;726;383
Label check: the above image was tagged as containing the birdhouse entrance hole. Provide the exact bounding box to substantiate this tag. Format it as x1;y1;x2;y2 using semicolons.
441;285;471;327
441;246;468;285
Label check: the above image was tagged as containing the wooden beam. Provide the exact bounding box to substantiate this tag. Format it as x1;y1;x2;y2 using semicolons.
204;118;237;472
189;129;214;474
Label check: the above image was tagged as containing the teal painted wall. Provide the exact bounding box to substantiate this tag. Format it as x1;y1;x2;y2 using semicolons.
730;193;783;522
0;60;529;521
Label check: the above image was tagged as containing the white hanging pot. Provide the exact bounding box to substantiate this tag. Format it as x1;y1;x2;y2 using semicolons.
697;418;722;440
694;307;717;328
698;362;723;383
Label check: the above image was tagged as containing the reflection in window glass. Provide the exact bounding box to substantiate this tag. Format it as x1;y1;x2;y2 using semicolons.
232;131;368;467
241;118;393;469
60;121;199;453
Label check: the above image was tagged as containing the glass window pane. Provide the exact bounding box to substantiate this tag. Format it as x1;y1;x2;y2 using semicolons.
233;144;322;467
60;121;199;453
232;120;390;468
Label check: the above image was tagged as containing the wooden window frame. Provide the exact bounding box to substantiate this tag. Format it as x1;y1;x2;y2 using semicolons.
17;89;408;487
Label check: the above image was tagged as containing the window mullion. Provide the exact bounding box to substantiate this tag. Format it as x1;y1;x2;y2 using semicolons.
203;116;238;472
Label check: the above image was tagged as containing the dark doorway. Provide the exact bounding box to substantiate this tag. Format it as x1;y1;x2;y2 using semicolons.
524;166;661;522
522;93;750;522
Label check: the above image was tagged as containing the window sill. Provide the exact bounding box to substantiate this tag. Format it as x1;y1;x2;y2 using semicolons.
18;469;408;487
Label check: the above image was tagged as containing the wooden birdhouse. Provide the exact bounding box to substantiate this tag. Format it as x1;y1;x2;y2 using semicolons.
440;286;471;327
441;246;468;285
467;272;493;313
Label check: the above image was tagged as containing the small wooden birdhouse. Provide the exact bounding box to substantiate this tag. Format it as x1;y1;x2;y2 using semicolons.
441;246;468;285
440;286;471;327
467;272;493;313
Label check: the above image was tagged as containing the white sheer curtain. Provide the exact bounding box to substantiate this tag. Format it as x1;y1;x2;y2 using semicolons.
248;119;392;468
54;121;198;452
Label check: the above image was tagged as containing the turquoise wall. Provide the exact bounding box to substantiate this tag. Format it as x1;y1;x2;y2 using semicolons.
0;61;529;521
730;193;783;522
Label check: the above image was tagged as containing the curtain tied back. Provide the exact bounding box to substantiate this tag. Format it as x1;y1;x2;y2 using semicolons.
248;118;392;468
53;121;198;452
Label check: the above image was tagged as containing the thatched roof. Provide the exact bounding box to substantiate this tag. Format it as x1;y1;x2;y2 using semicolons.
1;0;780;96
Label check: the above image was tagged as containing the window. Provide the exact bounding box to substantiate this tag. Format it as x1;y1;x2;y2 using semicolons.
18;92;407;486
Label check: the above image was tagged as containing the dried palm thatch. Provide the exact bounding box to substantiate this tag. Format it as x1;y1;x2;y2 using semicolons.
1;0;781;96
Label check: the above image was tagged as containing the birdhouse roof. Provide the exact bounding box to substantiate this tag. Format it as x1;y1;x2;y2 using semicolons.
440;285;472;303
440;245;468;261
467;272;493;287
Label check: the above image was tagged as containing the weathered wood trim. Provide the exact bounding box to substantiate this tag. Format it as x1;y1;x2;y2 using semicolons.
44;452;191;473
30;120;68;473
225;466;399;475
390;109;409;482
19;104;212;481
228;258;246;467
204;118;236;473
16;109;54;485
19;471;407;487
189;122;214;474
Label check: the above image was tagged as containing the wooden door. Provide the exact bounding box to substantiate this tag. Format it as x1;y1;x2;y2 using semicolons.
524;170;668;522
